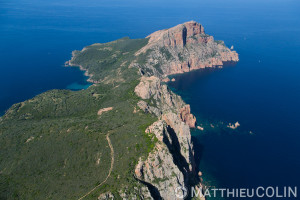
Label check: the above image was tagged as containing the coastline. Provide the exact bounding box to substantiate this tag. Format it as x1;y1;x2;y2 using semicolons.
163;59;239;78
0;21;240;199
64;50;99;85
65;61;98;85
164;61;238;83
165;66;227;196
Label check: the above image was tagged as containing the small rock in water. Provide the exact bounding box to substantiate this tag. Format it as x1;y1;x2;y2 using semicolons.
227;121;240;129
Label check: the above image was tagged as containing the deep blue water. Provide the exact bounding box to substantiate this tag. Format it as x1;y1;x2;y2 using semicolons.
1;0;300;198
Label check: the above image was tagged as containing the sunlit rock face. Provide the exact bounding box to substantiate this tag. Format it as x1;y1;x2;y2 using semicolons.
136;21;238;78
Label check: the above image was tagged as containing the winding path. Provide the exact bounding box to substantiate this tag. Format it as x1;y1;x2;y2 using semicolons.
78;132;114;200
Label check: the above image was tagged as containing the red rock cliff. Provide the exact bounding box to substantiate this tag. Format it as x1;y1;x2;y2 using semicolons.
136;21;239;77
179;105;197;128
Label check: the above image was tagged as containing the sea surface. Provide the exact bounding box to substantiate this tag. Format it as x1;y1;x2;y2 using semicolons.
1;0;300;199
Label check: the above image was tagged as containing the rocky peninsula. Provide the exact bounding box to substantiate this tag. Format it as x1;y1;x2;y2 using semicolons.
0;21;238;199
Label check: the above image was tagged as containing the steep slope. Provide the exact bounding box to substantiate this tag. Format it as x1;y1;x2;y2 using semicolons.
134;76;199;199
135;21;238;78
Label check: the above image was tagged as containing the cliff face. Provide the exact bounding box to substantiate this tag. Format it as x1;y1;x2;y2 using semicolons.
134;76;197;130
179;105;197;128
134;76;201;199
131;21;238;199
135;21;238;78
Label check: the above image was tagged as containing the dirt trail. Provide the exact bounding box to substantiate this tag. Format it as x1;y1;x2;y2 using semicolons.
78;132;114;200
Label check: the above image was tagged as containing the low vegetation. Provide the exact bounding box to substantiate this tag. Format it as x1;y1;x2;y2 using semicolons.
0;37;157;199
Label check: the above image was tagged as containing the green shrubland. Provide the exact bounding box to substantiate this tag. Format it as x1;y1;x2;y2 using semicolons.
0;37;157;199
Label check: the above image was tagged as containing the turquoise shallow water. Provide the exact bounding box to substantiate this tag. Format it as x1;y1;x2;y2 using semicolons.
66;82;91;91
1;0;300;198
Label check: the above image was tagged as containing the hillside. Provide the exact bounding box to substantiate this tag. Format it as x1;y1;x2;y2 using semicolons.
0;21;238;199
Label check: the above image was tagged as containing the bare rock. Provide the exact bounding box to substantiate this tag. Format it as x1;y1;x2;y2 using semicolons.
198;171;203;177
179;105;196;128
227;121;240;129
136;21;239;77
135;117;194;199
119;186;153;200
98;192;114;200
145;120;165;142
137;100;161;116
134;76;161;99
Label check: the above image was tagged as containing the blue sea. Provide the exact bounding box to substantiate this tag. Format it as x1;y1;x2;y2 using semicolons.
1;0;300;199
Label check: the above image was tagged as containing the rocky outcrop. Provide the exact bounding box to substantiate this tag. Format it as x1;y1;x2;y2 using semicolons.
227;121;240;129
118;185;153;200
134;76;162;100
137;21;206;51
134;76;186;114
134;76;201;199
98;192;114;200
98;187;153;200
135;21;239;78
135;119;194;200
179;105;197;128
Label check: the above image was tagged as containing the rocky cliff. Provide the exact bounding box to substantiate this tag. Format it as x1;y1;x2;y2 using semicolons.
97;76;203;200
134;76;200;200
134;21;238;79
130;21;238;199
